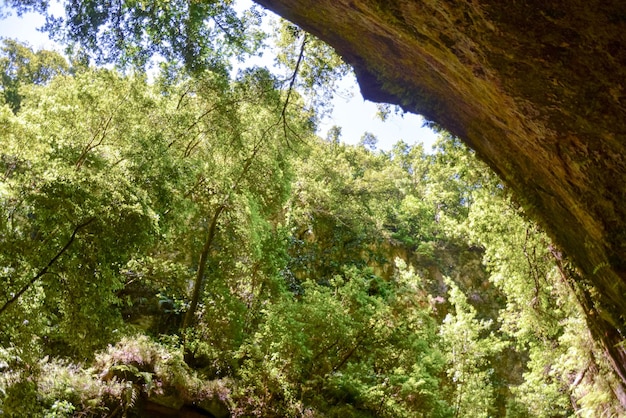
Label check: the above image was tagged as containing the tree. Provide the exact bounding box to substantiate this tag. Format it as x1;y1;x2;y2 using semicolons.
0;67;170;360
3;0;266;72
273;19;351;119
439;278;507;418
236;263;449;417
176;65;311;340
359;131;378;150
0;39;69;112
0;43;314;414
430;134;625;416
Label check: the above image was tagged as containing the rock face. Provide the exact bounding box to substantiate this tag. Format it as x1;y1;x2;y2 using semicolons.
254;0;626;390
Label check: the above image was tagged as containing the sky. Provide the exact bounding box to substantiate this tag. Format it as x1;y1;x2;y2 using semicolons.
0;1;439;151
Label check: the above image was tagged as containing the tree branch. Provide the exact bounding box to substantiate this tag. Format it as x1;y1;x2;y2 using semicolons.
181;203;226;333
0;217;96;316
279;33;307;147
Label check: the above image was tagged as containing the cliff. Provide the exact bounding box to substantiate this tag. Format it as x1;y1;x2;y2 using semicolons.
254;0;626;392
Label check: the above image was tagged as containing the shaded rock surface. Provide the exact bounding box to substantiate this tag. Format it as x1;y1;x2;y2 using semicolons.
254;0;626;394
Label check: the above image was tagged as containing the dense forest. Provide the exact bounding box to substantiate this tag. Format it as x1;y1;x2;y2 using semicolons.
0;1;625;417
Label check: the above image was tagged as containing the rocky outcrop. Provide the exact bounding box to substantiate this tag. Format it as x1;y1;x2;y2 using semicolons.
254;0;626;393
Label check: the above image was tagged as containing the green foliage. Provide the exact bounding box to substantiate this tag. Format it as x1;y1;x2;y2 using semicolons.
0;39;69;113
0;41;309;361
430;135;624;417
6;0;266;72
274;19;352;119
235;264;449;417
0;68;166;358
0;335;231;417
284;137;438;288
439;278;507;418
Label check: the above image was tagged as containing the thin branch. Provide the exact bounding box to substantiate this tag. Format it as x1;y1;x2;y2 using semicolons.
282;33;307;120
75;112;115;170
75;91;130;170
331;333;367;373
523;227;541;306
176;85;191;110
181;135;266;334
211;15;238;46
0;217;96;316
280;34;307;147
181;203;226;333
